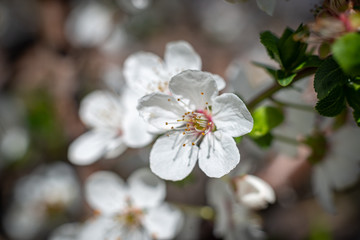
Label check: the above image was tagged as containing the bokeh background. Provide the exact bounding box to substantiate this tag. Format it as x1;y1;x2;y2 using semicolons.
0;0;360;239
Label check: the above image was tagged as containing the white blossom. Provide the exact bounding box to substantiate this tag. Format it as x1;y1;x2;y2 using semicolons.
137;70;253;180
123;40;225;97
233;175;275;210
78;168;183;240
312;126;360;213
4;163;80;240
207;179;266;240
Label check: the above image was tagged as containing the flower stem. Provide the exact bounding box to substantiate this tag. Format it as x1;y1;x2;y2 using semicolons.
173;203;215;220
247;67;317;111
270;97;314;112
273;133;299;146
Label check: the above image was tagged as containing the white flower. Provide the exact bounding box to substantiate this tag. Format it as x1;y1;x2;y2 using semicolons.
4;163;80;240
312;126;360;213
78;168;183;240
49;223;82;240
232;175;275;210
137;70;253;180
68;90;153;165
65;2;113;47
123;40;226;97
207;179;266;240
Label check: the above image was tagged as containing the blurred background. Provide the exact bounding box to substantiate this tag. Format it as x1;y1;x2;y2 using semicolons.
0;0;360;239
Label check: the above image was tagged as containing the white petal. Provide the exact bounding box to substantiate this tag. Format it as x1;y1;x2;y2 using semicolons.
150;134;199;181
143;203;184;240
169;70;218;110
198;132;239;178
137;93;186;130
127;168;166;208
164;41;201;75
68;130;117;165
50;223;81;240
234;175;275;210
104;137;127;159
212;93;253;137
78;217;117;240
123;52;168;95
85;171;127;215
312;166;335;213
209;73;226;91
65;3;113;47
122;105;154;148
79;90;123;129
256;0;276;16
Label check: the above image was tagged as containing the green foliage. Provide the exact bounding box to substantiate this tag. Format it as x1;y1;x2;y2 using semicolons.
251;133;274;148
303;133;327;165
314;57;349;100
249;106;284;138
354;110;360;126
332;33;360;76
259;25;321;86
315;87;346;117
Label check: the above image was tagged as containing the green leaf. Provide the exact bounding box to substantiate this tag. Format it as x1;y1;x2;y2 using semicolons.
250;133;274;148
252;61;277;78
303;133;327;165
315;87;346;117
260;31;281;64
276;70;297;86
234;136;243;144
278;25;308;70
345;83;360;111
314;57;348;100
249;106;284;137
332;32;360;76
296;55;323;70
353;110;360;127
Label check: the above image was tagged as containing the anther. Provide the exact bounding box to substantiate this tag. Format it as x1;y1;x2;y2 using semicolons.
165;122;168;125
177;98;180;101
171;126;174;129
192;142;195;146
168;99;171;101
202;132;205;136
183;144;186;147
201;92;204;95
205;102;208;105
183;132;185;135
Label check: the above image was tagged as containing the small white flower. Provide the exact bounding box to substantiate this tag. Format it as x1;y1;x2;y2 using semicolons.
65;2;113;47
68;90;154;165
123;40;226;96
207;179;266;240
311;126;360;213
137;70;253;180
232;175;275;210
4;163;80;240
78;168;183;240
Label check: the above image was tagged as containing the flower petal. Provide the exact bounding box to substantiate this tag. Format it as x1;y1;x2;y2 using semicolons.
79;90;123;129
127;168;166;208
198;132;240;178
137;93;186;130
312;166;335;214
209;72;226;91
103;137;127;159
123;52;168;95
169;70;218;110
49;223;81;240
78;217;117;240
143;203;184;240
212;93;253;137
150;134;199;181
85;171;127;215
234;175;275;210
68;130;117;165
256;0;276;16
164;41;201;75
